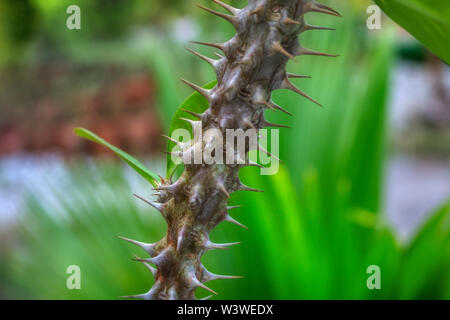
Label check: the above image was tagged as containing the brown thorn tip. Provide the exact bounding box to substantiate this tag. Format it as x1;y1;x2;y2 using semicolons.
270;102;293;116
190;40;225;52
218;183;230;198
196;4;238;27
179;78;210;99
282;80;322;107
226;215;248;230
272;42;297;62
263;121;291;129
284;17;301;25
133;194;164;211
304;24;336;32
162;134;180;145
207;241;241;250
211;0;239;15
297;48;339;58
181;108;203;119
287;73;312;79
315;2;342;17
184;47;215;66
196;281;218;295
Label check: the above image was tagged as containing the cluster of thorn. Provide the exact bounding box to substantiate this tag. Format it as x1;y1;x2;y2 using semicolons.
119;0;339;300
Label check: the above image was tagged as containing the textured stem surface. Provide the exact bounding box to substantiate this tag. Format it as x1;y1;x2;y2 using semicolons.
121;0;339;300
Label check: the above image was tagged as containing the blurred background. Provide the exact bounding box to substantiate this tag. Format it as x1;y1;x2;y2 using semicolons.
0;0;448;299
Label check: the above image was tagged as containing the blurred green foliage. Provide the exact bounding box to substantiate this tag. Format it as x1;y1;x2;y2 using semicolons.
375;0;450;64
0;0;189;65
1;0;449;299
2;160;448;299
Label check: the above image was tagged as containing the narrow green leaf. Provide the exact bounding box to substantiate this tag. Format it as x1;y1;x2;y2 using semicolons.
375;0;450;63
399;202;450;298
74;128;160;187
165;80;217;178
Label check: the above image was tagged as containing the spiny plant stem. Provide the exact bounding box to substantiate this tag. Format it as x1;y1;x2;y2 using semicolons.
121;0;339;300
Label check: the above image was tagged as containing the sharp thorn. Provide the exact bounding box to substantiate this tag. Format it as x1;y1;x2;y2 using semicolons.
226;214;248;230
287;73;312;79
194;279;218;295
133;194;164;212
132;250;165;266
206;241;241;250
203;268;244;282
117;236;154;252
196;4;238;28
179;117;200;127
181;108;203;119
281;79;322;107
257;144;282;162
283;17;301;25
212;274;243;281
269;102;293;116
272;42;297;61
306;2;342;17
177;225;186;251
190;40;225;52
214;52;225;59
303;24;336;32
133;254;157;277
297;47;339;58
227;205;243;210
239;183;264;193
162;134;182;147
218;183;230;198
157;175;168;184
185;47;217;67
179;78;211;100
211;0;239;15
261;100;276;111
262;119;291;128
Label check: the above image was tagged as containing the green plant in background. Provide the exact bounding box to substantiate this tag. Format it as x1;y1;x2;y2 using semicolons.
2;0;449;300
375;0;450;64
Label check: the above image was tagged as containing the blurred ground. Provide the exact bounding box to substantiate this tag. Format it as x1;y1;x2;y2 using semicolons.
0;66;162;156
384;60;450;240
